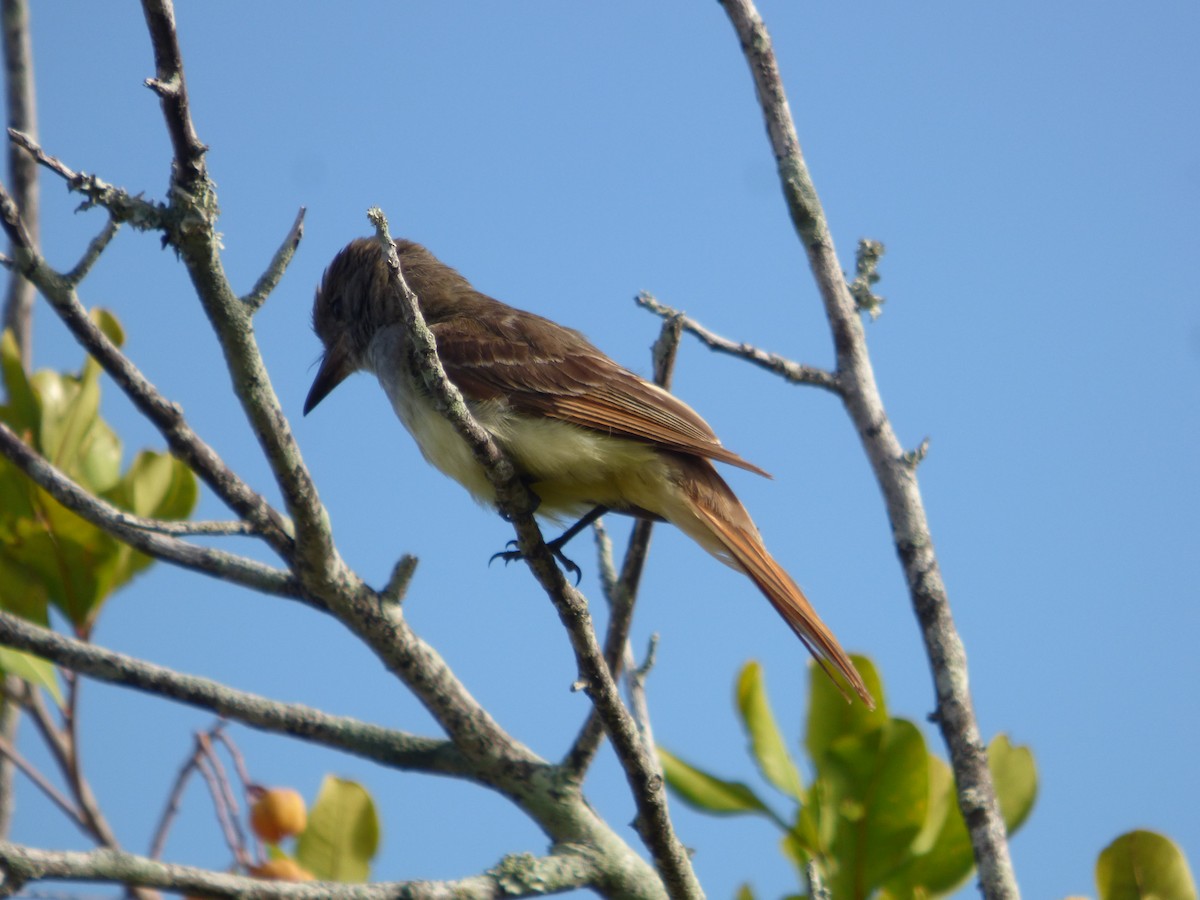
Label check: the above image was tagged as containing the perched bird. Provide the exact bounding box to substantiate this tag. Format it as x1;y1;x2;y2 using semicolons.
304;238;872;706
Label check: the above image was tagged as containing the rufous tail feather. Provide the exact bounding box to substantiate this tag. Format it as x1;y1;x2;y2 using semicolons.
683;468;874;708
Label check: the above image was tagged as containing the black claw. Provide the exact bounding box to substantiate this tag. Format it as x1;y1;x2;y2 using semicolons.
488;537;583;585
489;505;607;585
488;541;522;567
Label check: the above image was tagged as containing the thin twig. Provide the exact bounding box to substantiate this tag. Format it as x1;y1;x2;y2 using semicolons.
637;292;842;394
140;0;207;194
65;216;120;285
61;676;122;851
718;2;1019;897
195;751;247;869
0;419;301;599
7;129;169;230
0;733;85;830
199;732;248;862
0;178;296;556
146;734;200;861
381;554;418;606
242;207;305;311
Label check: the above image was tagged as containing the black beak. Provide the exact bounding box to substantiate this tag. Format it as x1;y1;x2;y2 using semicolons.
303;336;354;415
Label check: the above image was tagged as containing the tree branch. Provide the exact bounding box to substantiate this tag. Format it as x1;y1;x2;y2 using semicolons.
0;611;472;778
7;128;170;230
242;207;306;311
718;2;1020;897
0;842;602;899
636;292;842;394
0;732;85;831
0;176;296;556
0;419;302;599
1;0;37;368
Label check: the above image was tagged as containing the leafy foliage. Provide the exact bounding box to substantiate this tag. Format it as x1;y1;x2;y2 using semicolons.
1096;830;1197;900
0;312;197;643
659;657;1037;899
294;776;381;882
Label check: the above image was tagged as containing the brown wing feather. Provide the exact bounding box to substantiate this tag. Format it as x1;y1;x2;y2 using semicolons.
430;303;769;476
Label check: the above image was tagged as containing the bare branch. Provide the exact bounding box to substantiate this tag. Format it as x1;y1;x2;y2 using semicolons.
381;553;418;606
196;750;248;869
718;1;1020;896
0;841;602;899
147;732;202;861
7;129;170;229
61;675;123;853
0;611;471;777
2;0;38;368
0;732;85;830
242;207;306;311
0;178;296;556
636;292;842;394
0;419;301;598
65;215;120;285
140;0;207;194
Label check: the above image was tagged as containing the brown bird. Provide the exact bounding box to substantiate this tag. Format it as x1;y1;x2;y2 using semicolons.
304;238;872;706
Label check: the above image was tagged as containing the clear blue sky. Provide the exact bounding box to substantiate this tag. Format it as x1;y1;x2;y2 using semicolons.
11;3;1198;898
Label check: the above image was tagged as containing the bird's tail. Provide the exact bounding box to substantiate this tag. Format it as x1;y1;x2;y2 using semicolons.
667;456;874;708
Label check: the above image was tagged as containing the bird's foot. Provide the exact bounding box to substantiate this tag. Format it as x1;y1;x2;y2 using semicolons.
489;536;583;586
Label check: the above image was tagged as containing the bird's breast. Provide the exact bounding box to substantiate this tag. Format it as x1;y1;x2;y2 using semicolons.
365;326;670;520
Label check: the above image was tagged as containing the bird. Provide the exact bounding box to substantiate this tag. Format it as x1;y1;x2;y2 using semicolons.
303;237;872;707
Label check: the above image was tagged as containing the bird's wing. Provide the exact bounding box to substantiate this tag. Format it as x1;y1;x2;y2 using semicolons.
429;308;769;476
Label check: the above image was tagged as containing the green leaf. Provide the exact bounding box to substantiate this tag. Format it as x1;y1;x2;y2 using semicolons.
5;502;118;630
736;661;805;800
1097;830;1197;900
0;329;38;432
75;451;198;627
882;734;1038;898
823;718;929;898
908;752;955;857
295;776;379;883
787;774;838;868
658;746;774;818
0;551;50;623
89;307;125;350
735;883;755;900
990;734;1037;833
806;653;887;770
0;646;62;705
118;450;198;520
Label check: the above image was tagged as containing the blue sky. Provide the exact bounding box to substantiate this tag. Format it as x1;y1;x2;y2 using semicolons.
9;2;1198;898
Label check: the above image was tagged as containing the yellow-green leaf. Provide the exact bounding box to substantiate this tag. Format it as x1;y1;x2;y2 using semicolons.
0;646;62;705
0;329;38;431
295;776;379;883
736;661;804;800
1097;830;1197;900
990;734;1037;833
658;746;773;818
823;719;929;897
806;653;887;770
882;734;1038;898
